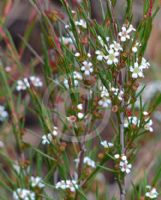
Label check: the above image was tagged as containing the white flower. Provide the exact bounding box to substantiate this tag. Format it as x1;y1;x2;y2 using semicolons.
13;188;35;200
100;141;114;148
130;62;144;79
81;61;93;76
110;41;123;52
95;50;106;61
83;156;96;168
77;112;84;119
41;133;52;145
0;105;8;122
145;185;158;199
61;36;73;45
143;111;149;116
98;86;111;108
77;104;83;110
119;24;136;42
144;119;153;132
110;87;124;101
98;96;111;108
119;159;132;174
55;180;79;192
114;154;120;159
106;49;119;65
41;127;58;144
140;57;150;69
132;42;141;53
75;19;87;29
30;176;45;188
16;76;43;91
52;126;58;136
100;86;109;98
75;52;80;57
124;116;139;128
30;76;43;87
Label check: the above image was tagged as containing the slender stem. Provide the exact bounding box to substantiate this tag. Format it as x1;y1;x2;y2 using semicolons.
119;71;126;200
99;0;105;20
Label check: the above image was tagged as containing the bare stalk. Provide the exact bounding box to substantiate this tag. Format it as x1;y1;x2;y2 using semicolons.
119;71;125;200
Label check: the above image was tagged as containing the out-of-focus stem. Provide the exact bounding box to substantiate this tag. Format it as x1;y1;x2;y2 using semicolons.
119;71;125;200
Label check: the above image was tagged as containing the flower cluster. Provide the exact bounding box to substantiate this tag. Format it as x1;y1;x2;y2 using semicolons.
124;113;153;132
13;188;35;200
55;180;79;192
0;105;8;122
41;126;58;145
95;37;121;65
16;76;43;91
110;87;124;101
118;24;136;42
115;154;132;174
98;86;111;108
145;185;158;199
30;176;45;189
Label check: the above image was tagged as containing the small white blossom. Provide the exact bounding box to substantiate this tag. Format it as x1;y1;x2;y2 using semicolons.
132;42;141;53
0;105;8;122
110;41;123;52
13;188;35;200
81;61;93;76
119;159;132;174
77;104;83;110
140;57;150;69
110;87;124;101
114;154;120;159
106;49;119;65
41;133;53;145
98;96;111;108
119;24;136;42
144;119;153;132
100;140;114;148
61;36;73;46
124;116;139;128
118;155;132;174
75;52;80;57
77;112;84;119
30;176;45;188
83;156;96;168
75;19;87;29
41;126;58;145
55;180;79;192
52;126;58;136
95;50;106;61
98;86;111;108
130;62;144;79
16;76;43;91
145;185;158;199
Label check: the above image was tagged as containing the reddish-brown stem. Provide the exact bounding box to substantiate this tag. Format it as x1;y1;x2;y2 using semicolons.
148;0;153;16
